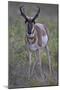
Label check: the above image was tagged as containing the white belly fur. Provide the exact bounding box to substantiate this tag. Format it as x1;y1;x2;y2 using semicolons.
27;35;48;51
27;43;40;51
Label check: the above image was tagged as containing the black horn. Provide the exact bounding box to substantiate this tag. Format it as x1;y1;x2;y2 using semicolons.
32;7;40;22
20;6;28;22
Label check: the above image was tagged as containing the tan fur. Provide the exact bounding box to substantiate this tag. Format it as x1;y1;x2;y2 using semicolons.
34;24;48;47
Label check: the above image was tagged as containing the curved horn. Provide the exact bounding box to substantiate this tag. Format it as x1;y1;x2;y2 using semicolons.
32;7;40;22
20;6;28;22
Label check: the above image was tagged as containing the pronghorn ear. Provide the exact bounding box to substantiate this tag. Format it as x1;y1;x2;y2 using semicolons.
32;20;35;24
25;20;28;24
25;20;28;23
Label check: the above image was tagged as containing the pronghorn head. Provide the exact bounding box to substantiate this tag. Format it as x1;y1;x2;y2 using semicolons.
20;6;40;35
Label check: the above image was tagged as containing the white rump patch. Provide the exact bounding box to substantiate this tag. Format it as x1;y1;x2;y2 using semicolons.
42;35;48;47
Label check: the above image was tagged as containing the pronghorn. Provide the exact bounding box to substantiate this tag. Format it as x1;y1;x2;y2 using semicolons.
20;6;51;78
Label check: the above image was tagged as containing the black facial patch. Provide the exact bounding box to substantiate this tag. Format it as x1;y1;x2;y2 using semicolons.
27;22;33;34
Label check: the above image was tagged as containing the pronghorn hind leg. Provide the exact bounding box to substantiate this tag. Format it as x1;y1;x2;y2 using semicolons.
45;45;52;75
28;50;32;79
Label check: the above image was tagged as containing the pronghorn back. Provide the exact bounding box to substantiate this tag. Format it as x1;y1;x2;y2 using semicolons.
34;23;48;47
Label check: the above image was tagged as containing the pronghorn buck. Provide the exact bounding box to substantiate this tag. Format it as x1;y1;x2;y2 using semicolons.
20;6;51;78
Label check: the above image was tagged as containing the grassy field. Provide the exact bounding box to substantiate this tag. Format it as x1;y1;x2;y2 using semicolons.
8;2;58;88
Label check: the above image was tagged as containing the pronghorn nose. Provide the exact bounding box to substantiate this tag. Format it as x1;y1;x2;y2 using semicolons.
28;30;31;34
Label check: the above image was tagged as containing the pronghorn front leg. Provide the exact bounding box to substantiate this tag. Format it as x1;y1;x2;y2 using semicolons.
31;49;43;79
45;45;52;75
28;50;32;79
31;50;38;76
37;49;44;79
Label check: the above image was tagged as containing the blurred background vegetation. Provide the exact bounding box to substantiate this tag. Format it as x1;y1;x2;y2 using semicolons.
8;1;58;88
